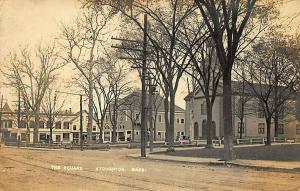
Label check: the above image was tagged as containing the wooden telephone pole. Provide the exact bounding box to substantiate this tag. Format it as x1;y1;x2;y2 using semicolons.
140;13;148;157
111;14;149;157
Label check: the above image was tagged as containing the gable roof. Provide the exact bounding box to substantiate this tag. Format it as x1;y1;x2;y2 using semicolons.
185;81;298;101
119;91;185;112
2;102;12;113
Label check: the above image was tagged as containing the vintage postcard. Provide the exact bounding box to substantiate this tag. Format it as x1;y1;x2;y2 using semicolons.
0;0;299;190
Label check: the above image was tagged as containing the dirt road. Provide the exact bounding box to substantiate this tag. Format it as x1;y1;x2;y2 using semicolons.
0;147;299;191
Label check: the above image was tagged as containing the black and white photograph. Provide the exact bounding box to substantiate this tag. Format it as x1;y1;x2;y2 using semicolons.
0;0;299;190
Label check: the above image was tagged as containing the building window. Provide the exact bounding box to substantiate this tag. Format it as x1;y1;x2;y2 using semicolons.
39;121;44;129
39;133;47;142
93;126;96;131
201;101;207;115
2;120;13;128
258;111;264;118
63;122;70;129
92;133;97;140
55;121;61;129
296;124;300;134
181;119;185;124
278;124;284;134
20;120;27;128
21;133;26;141
46;121;51;129
238;122;244;133
120;114;125;121
10;133;17;141
257;104;264;118
135;113;140;121
158;115;162;123
29;121;35;128
56;135;61;142
258;123;265;134
176;118;180;124
73;125;76;130
63;133;69;141
136;131;139;135
157;132;162;139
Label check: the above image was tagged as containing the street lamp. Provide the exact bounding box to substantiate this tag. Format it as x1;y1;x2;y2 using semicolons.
55;91;84;151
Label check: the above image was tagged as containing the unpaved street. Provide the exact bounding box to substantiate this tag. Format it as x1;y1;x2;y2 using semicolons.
0;147;300;191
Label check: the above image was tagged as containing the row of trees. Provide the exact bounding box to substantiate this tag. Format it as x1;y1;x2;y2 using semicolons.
82;0;299;159
234;30;300;145
1;5;133;145
1;1;299;161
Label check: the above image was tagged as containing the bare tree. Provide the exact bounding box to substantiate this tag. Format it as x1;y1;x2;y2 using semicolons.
119;91;140;142
232;68;254;139
92;59;114;143
185;39;222;148
240;34;299;145
194;0;281;160
61;5;114;144
152;91;163;141
106;63;132;143
41;87;65;144
3;43;63;144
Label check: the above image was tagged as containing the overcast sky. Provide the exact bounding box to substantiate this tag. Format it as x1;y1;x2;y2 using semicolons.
0;0;299;110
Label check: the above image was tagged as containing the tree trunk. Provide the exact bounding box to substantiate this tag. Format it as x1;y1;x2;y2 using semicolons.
26;119;30;145
239;117;244;139
99;120;103;143
153;115;157;141
167;92;175;152
49;126;53;144
112;103;117;144
149;90;154;152
33;110;40;145
131;120;135;142
274;112;279;138
49;119;53;144
206;100;213;148
164;96;169;143
87;74;94;144
223;72;235;161
266;116;272;146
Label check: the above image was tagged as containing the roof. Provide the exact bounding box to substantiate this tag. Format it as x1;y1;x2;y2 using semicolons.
185;81;298;101
119;91;185;112
2;102;12;113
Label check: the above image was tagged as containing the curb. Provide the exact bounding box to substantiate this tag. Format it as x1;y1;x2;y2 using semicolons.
1;145;61;151
127;154;300;174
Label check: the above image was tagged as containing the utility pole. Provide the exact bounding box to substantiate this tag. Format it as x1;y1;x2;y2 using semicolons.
55;91;84;151
49;93;57;144
140;14;148;157
111;14;152;157
80;94;83;151
148;78;154;152
17;89;21;129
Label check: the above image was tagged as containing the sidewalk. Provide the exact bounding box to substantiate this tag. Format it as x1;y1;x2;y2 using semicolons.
127;151;300;174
